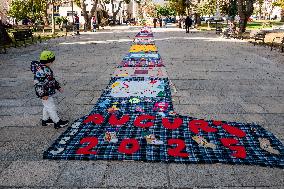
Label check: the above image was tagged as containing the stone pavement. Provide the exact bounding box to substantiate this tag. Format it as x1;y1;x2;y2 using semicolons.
0;26;283;188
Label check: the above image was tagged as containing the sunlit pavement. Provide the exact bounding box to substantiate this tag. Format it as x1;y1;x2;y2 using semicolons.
0;25;283;188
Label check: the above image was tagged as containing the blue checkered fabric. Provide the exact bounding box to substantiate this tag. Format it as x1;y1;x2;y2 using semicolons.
44;29;284;168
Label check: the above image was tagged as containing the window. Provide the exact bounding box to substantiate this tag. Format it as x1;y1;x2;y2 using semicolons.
67;11;77;16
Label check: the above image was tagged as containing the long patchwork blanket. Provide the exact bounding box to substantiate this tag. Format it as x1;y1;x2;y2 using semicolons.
44;27;284;168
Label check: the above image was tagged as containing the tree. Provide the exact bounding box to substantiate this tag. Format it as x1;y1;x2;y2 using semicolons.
237;0;255;32
169;0;186;16
140;0;157;18
273;0;284;21
8;0;30;21
8;0;49;24
156;5;176;17
228;0;238;19
110;0;130;24
74;0;99;30
257;0;264;20
196;0;217;16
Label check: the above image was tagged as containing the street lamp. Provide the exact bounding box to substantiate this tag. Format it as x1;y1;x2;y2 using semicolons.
51;0;55;34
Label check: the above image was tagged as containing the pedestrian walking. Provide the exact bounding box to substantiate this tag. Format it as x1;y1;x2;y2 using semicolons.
164;18;167;28
74;14;80;35
92;16;97;32
31;51;69;129
185;16;193;33
159;17;162;28
153;18;157;28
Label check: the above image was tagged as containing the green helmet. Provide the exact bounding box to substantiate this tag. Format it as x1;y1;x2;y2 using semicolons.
40;50;55;63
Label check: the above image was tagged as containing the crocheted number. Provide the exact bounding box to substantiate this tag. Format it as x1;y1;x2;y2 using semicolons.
76;137;98;155
118;138;140;155
168;139;189;158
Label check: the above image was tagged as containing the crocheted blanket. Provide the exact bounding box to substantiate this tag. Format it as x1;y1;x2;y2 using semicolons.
44;28;284;168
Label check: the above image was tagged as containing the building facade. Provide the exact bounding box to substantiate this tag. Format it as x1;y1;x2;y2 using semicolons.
48;0;140;24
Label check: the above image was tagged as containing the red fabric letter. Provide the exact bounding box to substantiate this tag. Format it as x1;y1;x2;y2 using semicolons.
222;124;246;138
213;120;223;126
83;114;104;125
109;114;130;126
189;120;217;134
162;117;183;130
220;138;246;159
118;138;140;155
168;139;189;158
134;115;155;128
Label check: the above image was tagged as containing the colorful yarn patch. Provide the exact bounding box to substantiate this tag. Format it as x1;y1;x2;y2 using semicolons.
129;45;158;53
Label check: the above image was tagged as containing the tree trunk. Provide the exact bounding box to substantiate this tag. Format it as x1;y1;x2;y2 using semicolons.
79;0;98;31
111;0;123;25
237;0;254;32
113;1;123;23
43;0;49;25
80;0;89;31
281;8;284;22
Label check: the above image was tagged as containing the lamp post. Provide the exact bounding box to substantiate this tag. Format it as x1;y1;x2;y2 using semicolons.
51;0;55;34
71;0;74;24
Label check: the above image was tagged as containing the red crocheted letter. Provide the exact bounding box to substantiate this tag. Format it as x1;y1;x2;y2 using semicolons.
118;138;140;155
83;114;104;125
188;120;217;134
109;114;130;126
134;115;155;128
220;138;246;159
162;117;183;130
222;124;246;138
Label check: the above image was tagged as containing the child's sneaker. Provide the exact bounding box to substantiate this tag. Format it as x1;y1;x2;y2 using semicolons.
42;118;54;126
54;120;69;129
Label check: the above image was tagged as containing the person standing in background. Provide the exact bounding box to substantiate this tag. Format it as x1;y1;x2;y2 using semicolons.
74;14;80;35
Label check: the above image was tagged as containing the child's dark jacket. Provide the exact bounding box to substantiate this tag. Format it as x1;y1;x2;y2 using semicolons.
32;62;61;98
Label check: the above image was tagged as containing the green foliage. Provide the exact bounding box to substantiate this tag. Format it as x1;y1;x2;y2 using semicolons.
196;0;216;16
55;16;62;25
228;0;237;18
8;0;31;21
169;0;186;16
8;0;48;22
156;5;176;17
273;0;284;8
74;0;81;7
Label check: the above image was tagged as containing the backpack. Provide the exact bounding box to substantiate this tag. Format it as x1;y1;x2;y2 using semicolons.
30;61;41;74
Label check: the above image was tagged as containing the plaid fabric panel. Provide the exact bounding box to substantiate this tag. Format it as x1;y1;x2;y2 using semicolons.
44;28;284;168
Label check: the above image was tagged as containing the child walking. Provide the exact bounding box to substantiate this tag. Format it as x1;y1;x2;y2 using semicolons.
31;50;69;129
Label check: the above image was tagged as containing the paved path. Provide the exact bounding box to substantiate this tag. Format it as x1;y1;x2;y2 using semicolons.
0;26;283;188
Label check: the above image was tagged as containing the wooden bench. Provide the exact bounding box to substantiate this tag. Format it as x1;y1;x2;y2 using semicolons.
271;36;284;53
250;31;266;46
12;29;34;47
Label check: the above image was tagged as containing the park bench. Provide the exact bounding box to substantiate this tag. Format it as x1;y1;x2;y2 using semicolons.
12;29;34;47
271;36;284;53
250;31;266;46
